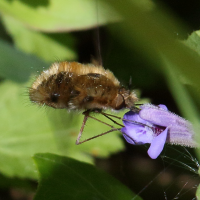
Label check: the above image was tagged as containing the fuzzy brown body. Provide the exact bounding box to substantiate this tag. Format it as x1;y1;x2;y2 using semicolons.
29;62;138;111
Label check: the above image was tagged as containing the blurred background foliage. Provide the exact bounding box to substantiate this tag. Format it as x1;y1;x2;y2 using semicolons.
0;0;200;199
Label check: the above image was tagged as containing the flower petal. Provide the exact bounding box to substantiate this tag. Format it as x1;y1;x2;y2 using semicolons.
122;112;155;145
147;127;168;159
122;130;136;145
123;111;147;126
158;104;168;111
139;104;187;128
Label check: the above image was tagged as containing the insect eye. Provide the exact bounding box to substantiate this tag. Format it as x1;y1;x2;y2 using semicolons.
50;93;60;103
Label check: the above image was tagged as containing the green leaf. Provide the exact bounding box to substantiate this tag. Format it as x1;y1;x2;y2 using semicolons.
184;31;200;56
0;80;124;179
2;16;77;62
197;186;200;199
0;0;120;32
160;57;199;123
0;39;49;82
0;81;59;178
33;153;140;200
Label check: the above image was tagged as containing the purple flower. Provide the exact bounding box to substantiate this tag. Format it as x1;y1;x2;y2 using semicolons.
121;104;196;159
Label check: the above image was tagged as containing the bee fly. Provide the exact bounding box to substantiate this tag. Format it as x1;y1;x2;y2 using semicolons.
29;61;138;144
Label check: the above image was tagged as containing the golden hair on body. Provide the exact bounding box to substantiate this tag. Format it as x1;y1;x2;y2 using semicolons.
29;61;138;111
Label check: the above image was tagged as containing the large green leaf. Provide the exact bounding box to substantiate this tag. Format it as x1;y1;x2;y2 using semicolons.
33;153;141;200
0;0;120;32
2;16;77;62
0;80;124;179
0;39;49;82
0;81;58;178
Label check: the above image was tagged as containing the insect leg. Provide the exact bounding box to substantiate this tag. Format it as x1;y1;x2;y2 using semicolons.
75;111;89;145
76;128;121;145
76;110;152;145
100;111;152;128
96;111;124;127
76;110;120;145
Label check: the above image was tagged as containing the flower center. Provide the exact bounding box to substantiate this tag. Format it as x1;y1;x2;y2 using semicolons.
152;126;166;136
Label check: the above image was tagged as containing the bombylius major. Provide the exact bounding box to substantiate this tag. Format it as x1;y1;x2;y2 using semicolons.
29;61;138;144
